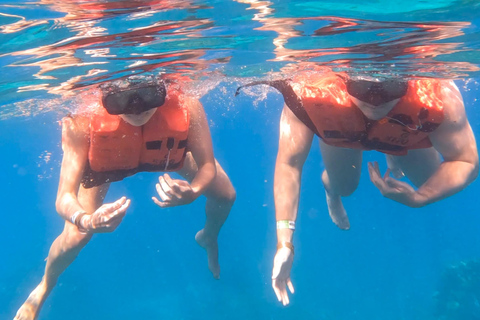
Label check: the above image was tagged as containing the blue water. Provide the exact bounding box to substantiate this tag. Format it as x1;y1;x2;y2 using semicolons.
1;1;480;319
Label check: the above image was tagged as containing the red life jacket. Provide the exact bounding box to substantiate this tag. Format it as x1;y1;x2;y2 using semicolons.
81;93;189;188
290;73;445;155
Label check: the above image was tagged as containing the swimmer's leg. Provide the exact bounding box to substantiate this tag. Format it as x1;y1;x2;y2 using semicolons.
387;147;441;187
386;154;406;179
179;153;236;279
319;141;362;230
15;184;109;320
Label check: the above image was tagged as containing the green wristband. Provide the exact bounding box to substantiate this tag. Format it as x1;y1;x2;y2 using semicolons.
276;220;295;230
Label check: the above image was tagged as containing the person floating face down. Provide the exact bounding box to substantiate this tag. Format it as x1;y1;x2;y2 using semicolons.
14;74;236;320
237;72;479;306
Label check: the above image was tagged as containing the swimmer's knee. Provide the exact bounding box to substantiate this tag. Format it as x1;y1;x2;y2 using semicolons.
223;186;237;205
334;184;357;197
61;226;92;251
322;170;359;197
214;186;236;206
206;169;236;205
207;182;236;206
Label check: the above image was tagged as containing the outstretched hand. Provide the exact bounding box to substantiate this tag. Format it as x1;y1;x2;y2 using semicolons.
368;161;422;207
152;173;197;208
272;247;295;306
82;196;131;233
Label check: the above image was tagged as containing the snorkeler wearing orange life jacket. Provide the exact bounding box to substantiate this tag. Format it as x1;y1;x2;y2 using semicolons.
238;72;446;155
290;73;445;155
237;70;478;306
83;86;190;188
14;74;236;320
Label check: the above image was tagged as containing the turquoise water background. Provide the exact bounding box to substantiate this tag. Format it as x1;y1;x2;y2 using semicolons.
1;1;480;319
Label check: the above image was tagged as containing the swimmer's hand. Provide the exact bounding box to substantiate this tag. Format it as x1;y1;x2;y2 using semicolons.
272;246;295;306
368;161;424;207
152;173;197;208
81;197;131;233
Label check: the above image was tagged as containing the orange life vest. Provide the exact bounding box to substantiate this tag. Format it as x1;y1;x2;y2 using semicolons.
290;73;445;155
81;93;189;188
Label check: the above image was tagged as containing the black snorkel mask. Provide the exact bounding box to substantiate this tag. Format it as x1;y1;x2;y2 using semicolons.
101;76;167;115
345;77;408;106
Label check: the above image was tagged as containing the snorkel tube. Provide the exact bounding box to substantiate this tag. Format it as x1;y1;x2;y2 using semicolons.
235;79;320;136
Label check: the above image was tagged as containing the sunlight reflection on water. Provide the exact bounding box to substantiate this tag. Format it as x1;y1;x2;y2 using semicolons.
0;0;479;115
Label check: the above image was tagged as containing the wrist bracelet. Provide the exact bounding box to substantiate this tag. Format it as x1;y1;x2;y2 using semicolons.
276;220;295;230
71;210;87;230
277;241;294;255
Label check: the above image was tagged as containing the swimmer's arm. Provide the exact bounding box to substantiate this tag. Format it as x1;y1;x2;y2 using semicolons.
414;82;479;206
274;106;314;243
186;98;216;198
55;116;91;221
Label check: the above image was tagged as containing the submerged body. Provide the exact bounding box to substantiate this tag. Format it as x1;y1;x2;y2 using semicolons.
14;76;236;320
238;71;479;306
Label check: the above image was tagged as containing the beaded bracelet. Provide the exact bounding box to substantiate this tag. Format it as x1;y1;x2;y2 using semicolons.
71;210;88;233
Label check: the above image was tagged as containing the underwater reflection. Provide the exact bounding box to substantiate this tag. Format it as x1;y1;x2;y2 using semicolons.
236;0;478;77
0;0;479;109
0;0;231;100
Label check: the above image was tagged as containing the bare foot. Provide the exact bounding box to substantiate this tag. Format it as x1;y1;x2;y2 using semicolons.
195;229;220;279
14;280;48;320
386;155;406;179
325;190;350;230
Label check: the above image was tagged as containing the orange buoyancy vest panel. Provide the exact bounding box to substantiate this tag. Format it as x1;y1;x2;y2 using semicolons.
82;93;189;188
291;74;444;155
